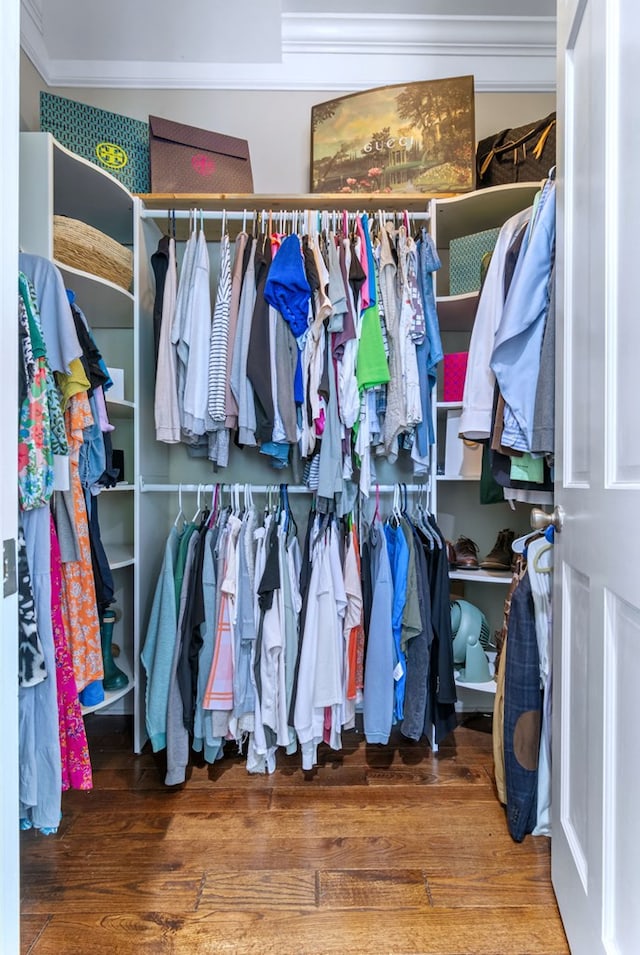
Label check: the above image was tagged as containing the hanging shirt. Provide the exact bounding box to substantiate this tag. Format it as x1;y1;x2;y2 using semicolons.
363;519;395;744
207;231;232;426
154;236;181;443
181;229;212;439
458;207;531;440
491;179;556;453
230;238;258;446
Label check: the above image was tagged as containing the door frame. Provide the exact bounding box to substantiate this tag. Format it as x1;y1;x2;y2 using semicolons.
1;0;21;952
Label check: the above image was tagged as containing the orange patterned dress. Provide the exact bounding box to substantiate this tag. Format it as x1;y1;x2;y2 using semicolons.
59;392;103;691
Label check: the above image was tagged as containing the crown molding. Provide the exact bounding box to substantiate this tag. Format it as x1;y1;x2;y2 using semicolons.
21;9;556;91
282;13;556;56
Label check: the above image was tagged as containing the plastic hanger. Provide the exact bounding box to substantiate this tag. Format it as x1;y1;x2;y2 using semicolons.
232;482;242;518
531;525;555;573
374;483;381;522
388;484;403;528
511;529;543;556
174;483;185;529
532;541;554;574
191;483;204;524
207;483;220;528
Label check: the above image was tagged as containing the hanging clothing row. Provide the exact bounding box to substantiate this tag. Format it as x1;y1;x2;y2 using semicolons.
141;483;456;785
453;171;557;839
150;205;441;505
459;171;556;507
16;254;125;832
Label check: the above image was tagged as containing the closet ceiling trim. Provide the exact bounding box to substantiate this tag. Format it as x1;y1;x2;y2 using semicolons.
20;7;556;91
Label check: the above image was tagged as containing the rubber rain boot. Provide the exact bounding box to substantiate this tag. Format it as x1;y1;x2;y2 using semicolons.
100;608;129;691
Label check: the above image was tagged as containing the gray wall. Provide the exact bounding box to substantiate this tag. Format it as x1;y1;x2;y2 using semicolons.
21;52;555;194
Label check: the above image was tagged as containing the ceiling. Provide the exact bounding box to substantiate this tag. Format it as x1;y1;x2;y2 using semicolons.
21;0;556;91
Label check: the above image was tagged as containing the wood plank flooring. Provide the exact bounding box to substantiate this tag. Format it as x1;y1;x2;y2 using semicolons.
20;714;569;955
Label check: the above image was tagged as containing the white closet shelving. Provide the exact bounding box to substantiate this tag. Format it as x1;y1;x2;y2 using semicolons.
17;133;547;748
18;132;149;744
430;182;541;704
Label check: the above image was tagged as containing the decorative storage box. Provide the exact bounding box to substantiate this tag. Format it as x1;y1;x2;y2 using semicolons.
443;352;469;402
149;115;254;194
40;92;150;194
310;76;475;194
449;226;500;295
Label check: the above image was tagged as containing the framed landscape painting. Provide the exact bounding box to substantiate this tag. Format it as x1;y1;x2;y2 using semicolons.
310;75;475;195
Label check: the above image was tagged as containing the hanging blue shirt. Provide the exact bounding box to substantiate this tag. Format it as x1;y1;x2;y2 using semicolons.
384;521;409;723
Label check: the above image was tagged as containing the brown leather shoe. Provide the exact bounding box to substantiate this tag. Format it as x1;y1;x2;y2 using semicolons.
480;529;515;571
454;536;480;569
446;540;458;568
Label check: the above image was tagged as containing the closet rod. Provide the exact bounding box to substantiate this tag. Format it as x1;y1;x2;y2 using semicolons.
139;208;430;222
139;479;428;494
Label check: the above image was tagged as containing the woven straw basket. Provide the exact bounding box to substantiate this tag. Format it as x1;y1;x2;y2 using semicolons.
53;215;133;292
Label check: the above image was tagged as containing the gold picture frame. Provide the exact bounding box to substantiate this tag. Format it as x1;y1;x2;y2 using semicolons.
310;76;475;195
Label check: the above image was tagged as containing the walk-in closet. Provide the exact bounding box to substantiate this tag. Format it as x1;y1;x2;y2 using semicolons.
6;2;640;954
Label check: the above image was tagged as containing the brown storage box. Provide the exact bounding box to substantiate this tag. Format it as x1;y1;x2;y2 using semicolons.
149;115;253;194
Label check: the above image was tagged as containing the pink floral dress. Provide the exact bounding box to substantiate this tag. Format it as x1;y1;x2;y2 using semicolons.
50;515;92;791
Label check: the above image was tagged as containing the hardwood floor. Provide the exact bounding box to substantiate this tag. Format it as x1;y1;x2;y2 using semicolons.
20;714;569;955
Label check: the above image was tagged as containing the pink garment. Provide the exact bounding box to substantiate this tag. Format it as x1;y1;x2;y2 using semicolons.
50;515;93;792
355;217;371;311
323;706;332;745
203;589;234;710
93;386;115;432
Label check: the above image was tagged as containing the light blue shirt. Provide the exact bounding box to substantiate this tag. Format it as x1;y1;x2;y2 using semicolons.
490;178;556;452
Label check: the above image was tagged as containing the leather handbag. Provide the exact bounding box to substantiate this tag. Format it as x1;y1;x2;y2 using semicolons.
475;112;556;188
149;115;254;193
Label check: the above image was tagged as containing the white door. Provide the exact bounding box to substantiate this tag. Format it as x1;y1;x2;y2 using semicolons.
553;0;640;951
1;0;21;952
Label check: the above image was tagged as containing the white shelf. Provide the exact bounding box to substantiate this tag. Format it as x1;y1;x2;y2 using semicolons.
52;136;134;245
437;474;479;482
106;398;135;417
102;482;134;493
105;543;135;569
56;261;134;327
454;675;497;695
454;656;497;694
450;569;511;584
432;182;540;247
436;291;479;330
437;401;463;410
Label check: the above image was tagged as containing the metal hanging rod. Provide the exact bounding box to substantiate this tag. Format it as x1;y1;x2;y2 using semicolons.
140;208;430;222
139;478;428;494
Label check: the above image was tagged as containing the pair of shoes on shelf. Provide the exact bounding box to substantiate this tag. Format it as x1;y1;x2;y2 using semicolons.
448;529;516;571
